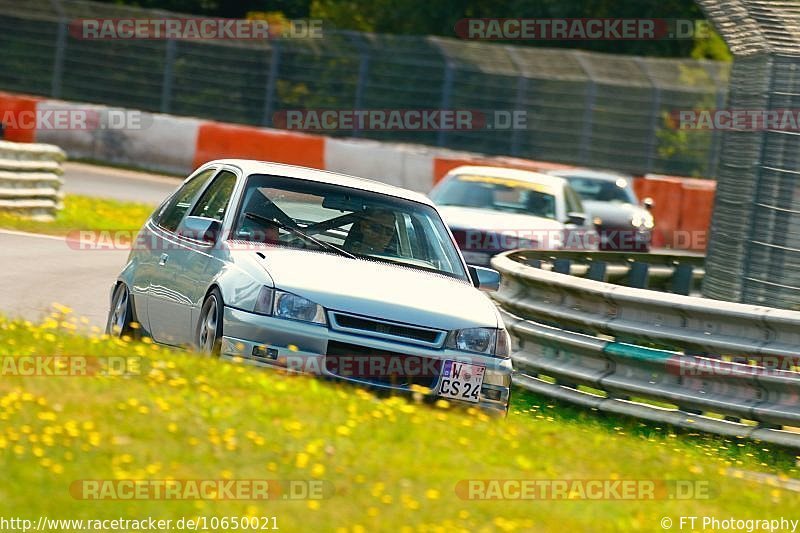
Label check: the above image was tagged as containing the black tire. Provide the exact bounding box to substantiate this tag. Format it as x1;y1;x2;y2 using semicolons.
196;288;224;356
106;283;138;339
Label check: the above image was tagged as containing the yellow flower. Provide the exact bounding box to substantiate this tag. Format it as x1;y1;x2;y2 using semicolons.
425;489;440;500
336;426;351;436
307;500;320;510
295;452;310;469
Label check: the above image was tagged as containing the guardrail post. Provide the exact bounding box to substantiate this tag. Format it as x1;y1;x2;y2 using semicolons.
51;19;68;98
553;259;572;274
160;38;176;114
587;261;607;282
671;264;694;295
346;31;370;138
574;53;596;165
627;262;649;288
262;42;282;127
436;60;454;148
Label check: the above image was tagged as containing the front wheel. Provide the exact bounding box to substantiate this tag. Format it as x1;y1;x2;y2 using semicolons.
106;283;137;338
196;288;224;356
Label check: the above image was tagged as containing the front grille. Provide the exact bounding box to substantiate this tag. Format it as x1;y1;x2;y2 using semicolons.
329;312;445;347
325;341;441;389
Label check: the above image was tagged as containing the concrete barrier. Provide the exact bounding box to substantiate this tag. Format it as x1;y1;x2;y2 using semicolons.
0;140;65;219
326;138;452;192
34;100;202;175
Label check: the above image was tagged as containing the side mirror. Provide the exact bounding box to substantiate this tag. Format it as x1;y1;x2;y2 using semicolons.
643;197;654;211
179;216;221;244
468;265;501;292
565;212;587;226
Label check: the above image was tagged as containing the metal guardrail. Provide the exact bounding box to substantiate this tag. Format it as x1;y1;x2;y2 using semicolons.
0;140;65;219
511;250;705;294
492;250;800;449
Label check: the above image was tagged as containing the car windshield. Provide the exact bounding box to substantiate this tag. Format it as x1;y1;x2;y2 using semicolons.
232;174;468;280
566;176;637;203
430;175;558;220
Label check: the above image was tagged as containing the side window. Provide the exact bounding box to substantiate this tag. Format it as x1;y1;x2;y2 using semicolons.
156;168;216;232
190;170;237;221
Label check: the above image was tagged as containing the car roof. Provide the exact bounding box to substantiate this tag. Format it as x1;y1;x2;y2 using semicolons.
547;168;633;181
203;159;433;206
445;165;568;189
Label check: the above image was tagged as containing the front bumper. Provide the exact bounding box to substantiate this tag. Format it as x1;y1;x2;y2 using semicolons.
597;226;652;250
221;306;512;413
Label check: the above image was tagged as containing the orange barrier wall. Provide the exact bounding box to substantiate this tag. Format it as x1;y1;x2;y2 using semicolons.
193;122;325;170
633;176;716;251
0;92;40;143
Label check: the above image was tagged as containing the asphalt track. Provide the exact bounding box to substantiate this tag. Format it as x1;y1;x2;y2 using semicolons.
1;163;180;327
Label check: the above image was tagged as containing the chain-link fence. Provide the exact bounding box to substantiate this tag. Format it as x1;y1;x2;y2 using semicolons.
0;0;729;177
696;0;800;310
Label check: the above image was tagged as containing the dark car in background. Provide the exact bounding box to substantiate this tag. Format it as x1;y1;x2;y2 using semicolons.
548;168;655;252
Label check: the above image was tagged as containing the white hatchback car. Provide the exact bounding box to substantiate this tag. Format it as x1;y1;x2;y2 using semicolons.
108;160;512;413
429;165;597;265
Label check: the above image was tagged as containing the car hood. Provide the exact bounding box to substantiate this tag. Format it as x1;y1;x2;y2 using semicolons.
438;206;564;232
581;201;648;226
238;247;500;330
437;206;565;249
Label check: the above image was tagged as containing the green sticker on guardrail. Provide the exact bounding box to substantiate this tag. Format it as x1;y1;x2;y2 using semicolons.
603;342;677;362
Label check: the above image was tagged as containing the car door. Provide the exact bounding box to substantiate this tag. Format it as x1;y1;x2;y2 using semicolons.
171;169;239;345
146;167;217;345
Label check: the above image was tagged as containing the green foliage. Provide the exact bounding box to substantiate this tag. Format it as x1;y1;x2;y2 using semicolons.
89;0;732;59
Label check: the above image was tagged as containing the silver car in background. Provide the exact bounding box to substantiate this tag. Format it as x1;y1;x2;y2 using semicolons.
548;168;655;252
106;160;512;412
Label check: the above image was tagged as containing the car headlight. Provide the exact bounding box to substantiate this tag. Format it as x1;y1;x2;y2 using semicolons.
446;327;510;358
631;213;655;229
275;291;326;324
253;287;326;325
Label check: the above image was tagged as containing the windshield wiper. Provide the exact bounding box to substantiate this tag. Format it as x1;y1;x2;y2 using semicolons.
244;212;356;259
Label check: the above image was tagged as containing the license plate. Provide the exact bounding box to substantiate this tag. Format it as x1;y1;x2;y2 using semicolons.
437;360;485;403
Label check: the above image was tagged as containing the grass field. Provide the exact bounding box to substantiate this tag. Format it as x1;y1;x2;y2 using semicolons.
1;311;799;532
0;195;154;236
